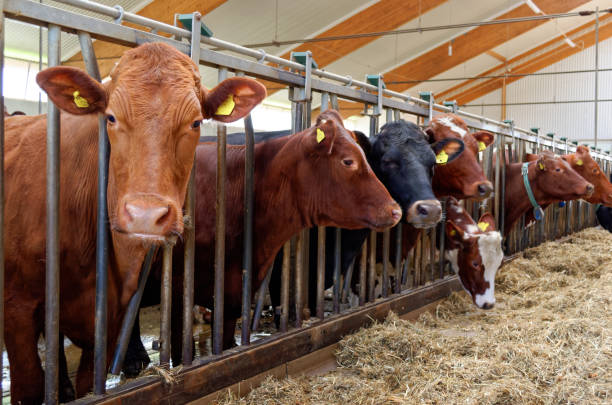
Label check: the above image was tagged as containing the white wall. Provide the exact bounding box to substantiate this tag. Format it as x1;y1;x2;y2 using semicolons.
462;36;612;153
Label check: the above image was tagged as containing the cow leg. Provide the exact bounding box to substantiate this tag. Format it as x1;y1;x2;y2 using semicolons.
5;302;44;405
75;348;94;398
121;312;151;377
58;334;76;403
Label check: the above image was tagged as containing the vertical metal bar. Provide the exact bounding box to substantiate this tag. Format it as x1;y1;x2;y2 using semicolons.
386;108;392;125
110;248;156;374
429;227;436;281
394;223;402;294
279;241;290;332
316;226;326;319
438;199;446;279
595;7;599;148
381;229;390;298
212;68;228;355
240;84;255;346
182;11;201;366
368;230;377;302
494;133;502;227
78;31;109;395
159;244;173;365
294;230;305;327
45;24;61;405
0;5;5;401
332;228;341;313
359;240;367;306
320;92;329;112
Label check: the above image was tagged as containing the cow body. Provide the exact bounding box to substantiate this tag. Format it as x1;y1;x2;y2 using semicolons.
6;42;265;403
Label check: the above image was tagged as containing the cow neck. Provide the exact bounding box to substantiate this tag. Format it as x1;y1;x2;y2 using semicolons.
252;134;309;281
504;161;549;234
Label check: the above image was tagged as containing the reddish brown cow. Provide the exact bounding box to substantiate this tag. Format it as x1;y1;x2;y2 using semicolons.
5;42;265;403
167;109;400;357
504;151;593;235
426;114;495;199
444;197;503;309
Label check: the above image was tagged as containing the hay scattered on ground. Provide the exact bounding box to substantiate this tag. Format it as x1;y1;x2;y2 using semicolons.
218;228;612;404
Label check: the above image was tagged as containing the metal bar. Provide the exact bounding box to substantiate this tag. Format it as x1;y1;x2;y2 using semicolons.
212;69;228;355
595;6;600;147
394;223;402;294
0;4;5;400
78;30;109;395
438;199;446;279
368;230;376;302
358;240;367;306
279;241;290;333
381;229;390;298
429;227;436;281
251;265;272;332
332;228;341;313
294;231;305;327
240;90;255;346
45;24;61;405
159;244;173;366
316;226;325;320
109;248;156;374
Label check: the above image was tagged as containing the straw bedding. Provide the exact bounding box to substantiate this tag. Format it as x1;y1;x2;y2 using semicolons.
218;228;612;404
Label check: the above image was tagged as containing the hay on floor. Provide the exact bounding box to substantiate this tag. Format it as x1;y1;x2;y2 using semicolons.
217;228;612;404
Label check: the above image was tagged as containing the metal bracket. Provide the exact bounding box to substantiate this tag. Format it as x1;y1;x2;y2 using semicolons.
113;5;124;24
366;74;384;116
443;100;458;113
291;51;317;102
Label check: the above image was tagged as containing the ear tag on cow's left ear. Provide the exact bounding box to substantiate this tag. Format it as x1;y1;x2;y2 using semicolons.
316;128;325;143
576;159;583;166
73;90;89;108
538;162;545;170
215;94;235;116
477;222;490;232
436;150;449;165
478;141;487;152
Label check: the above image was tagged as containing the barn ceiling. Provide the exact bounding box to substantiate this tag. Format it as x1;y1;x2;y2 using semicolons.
4;0;612;117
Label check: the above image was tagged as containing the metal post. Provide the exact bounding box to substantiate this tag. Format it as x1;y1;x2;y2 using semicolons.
182;11;201;366
394;224;403;294
295;230;305;327
213;68;228;355
332;228;341;313
78;30;109;395
382;229;390;297
316;225;326;320
358;240;367;305
159;244;173;365
240;73;255;346
45;24;61;405
0;5;5;400
368;230;377;302
595;7;599;147
110;248;156;374
279;241;290;332
438;199;447;279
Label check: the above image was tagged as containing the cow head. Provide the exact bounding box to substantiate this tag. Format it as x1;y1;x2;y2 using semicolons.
294;110;401;231
365;120;463;228
525;151;594;202
561;146;612;206
426;114;494;200
444;198;503;309
37;42;266;244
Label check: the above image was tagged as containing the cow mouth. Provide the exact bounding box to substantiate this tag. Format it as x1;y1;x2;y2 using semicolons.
408;220;438;229
112;226;181;245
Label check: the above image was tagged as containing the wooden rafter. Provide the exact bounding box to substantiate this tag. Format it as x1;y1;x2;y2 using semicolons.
440;15;612;105
63;0;227;77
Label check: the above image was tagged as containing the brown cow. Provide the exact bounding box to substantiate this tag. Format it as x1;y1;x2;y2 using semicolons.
504;151;593;235
444;197;503;309
5;42;265;403
161;110;401;359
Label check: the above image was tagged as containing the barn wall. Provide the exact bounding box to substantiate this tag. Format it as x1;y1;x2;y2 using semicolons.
463;36;612;153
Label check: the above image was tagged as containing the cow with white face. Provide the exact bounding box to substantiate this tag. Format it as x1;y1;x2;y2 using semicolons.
443;197;503;309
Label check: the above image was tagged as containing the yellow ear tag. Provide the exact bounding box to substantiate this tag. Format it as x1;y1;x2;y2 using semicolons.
436;150;449;165
478;141;487;152
576;159;583;166
316;128;325;143
477;222;490;232
73;90;89;108
449;229;457;236
538;162;545;170
215;94;235;116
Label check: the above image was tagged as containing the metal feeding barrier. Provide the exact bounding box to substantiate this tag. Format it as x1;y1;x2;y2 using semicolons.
0;0;611;404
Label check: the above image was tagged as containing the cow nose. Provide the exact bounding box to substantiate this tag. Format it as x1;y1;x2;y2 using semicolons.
476;181;493;198
585;183;594;196
406;199;442;228
391;208;402;223
119;196;178;237
481;302;495;310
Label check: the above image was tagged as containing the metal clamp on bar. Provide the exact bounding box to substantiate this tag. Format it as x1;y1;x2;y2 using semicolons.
113;5;124;24
290;51;317;101
366;74;385;116
443;100;458;113
419;91;434;123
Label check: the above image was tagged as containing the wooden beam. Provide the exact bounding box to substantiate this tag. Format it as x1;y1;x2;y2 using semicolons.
384;0;590;93
486;50;507;63
449;16;612;105
63;0;227;77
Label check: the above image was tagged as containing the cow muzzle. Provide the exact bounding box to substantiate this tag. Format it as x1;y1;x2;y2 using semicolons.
369;201;402;231
405;199;442;229
475;181;494;199
116;194;181;241
584;183;595;198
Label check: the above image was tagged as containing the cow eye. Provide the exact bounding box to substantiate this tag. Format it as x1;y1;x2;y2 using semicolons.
342;159;354;167
555;168;561;172
106;114;116;124
192;120;201;129
472;261;479;268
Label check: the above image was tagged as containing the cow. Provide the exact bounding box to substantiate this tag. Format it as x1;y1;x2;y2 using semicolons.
5;42;266;403
596;205;612;232
503;150;594;234
443;197;503;309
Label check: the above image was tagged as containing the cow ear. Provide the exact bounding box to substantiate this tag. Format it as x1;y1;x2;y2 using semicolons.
525;153;539;162
446;220;465;241
353;130;371;156
432;138;464;165
536;155;547;171
310;117;339;155
203;77;266;123
425;127;435;143
472;130;494;150
36;66;107;115
477;212;497;232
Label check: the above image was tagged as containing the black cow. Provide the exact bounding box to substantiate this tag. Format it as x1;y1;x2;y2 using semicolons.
596;173;612;233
